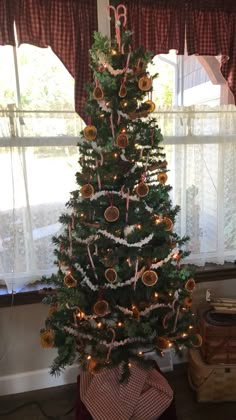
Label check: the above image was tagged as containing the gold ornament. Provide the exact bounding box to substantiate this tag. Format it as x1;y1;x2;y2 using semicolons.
141;270;158;286
93;84;104;100
185;278;196;292
163;217;173;231
136;182;149;198
64;273;77;288
93;299;109;316
132;305;140;321
88;359;102;375
83;125;97;141
105;268;117;283
145;100;155;113
116;133;128;148
80;183;94;198
104;206;120;222
190;333;203;348
157;172;168;184
48;304;58;317
184;296;193;308
156;337;169;350
119;83;127;98
40;330;54;348
138;76;152;91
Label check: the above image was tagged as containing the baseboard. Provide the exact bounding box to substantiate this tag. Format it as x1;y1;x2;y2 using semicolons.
0;364;79;396
0;350;188;396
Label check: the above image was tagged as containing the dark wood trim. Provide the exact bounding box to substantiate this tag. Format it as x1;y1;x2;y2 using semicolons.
1;264;236;308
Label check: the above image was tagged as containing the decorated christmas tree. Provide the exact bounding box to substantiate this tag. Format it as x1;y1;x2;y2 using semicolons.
40;4;201;386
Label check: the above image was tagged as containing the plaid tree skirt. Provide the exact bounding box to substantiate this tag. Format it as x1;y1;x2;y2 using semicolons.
76;367;178;420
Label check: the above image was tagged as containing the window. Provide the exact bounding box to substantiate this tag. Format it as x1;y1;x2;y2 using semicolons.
0;44;84;292
148;54;236;266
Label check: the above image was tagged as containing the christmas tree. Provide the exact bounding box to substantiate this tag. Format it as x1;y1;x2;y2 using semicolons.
40;4;202;382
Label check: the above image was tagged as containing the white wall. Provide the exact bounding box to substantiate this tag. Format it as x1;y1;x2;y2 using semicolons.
0;303;79;395
1;278;236;395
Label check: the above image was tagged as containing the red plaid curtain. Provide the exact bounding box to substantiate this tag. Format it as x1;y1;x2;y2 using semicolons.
121;0;236;104
122;0;186;55
0;0;97;120
185;0;236;105
0;0;15;45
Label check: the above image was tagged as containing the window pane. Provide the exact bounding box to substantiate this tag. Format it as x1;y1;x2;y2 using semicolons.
0;46;17;105
17;45;74;111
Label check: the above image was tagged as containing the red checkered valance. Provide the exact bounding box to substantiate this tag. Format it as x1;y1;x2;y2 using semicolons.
121;0;236;104
0;0;98;120
0;0;15;46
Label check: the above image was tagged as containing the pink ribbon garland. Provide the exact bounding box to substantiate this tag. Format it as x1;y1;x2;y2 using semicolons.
68;223;73;258
106;5;127;52
133;258;139;291
110;114;115;138
144;152;150;173
95;159;101;190
126;187;130;222
117;110;121;125
100;152;104;166
87;244;98;280
172;306;180;333
106;328;116;363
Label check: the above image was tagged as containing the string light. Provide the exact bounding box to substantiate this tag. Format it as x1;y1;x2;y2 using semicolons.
80;213;84;217
87;355;91;360
168;291;173;297
154;292;158;299
77;311;85;319
111;49;117;55
138;351;143;356
136;224;142;230
168;342;172;348
113;175;117;180
121;128;126;133
128;362;132;368
182;333;187;338
114;153;118;158
189;325;193;330
154;216;161;225
97;322;102;328
117;322;123;327
100;113;105;118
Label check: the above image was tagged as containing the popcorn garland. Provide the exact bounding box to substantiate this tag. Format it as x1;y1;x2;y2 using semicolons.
65;326;147;348
97;229;154;248
116;302;172;318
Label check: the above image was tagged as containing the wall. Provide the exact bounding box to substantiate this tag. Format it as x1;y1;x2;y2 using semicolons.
1;278;236;395
0;303;79;396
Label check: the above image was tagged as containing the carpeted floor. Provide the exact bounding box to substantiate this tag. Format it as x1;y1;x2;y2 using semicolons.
0;364;236;419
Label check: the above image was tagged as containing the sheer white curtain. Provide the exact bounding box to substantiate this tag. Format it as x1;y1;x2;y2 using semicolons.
158;105;236;265
0;108;82;292
1;105;236;292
